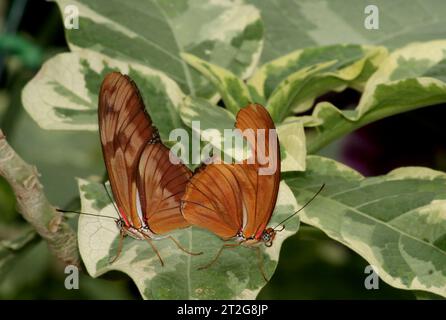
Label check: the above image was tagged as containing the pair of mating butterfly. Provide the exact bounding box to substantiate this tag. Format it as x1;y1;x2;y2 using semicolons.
61;72;323;280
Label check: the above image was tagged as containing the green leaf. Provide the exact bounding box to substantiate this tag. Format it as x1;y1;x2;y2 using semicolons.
77;178;299;299
179;96;306;172
276;121;306;172
179;96;249;164
0;229;37;281
181;53;252;114
414;291;445;300
0;34;43;68
285;156;446;298
249;0;446;63
250;44;387;121
301;40;446;153
0;231;49;298
22;50;185;140
0;178;16;223
55;0;263;97
265;61;337;122
8;108;105;207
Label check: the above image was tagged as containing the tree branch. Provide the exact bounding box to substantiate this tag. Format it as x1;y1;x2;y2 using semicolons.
0;130;79;266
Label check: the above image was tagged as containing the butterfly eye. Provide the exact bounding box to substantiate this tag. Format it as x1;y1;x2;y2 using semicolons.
262;232;271;242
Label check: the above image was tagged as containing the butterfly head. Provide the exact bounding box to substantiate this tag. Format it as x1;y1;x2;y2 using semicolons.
261;228;276;247
115;218;125;230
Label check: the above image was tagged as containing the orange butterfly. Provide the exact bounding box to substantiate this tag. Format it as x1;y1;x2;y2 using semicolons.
181;104;281;280
98;72;201;265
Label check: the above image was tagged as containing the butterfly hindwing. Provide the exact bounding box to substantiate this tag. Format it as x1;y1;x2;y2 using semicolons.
182;163;243;239
137;143;192;234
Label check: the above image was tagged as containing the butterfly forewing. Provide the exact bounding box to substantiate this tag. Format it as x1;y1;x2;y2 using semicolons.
99;72;155;228
235;104;276;166
234;104;281;238
99;72;191;234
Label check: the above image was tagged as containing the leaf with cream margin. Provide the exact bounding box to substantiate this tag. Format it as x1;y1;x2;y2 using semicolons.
265;61;337;123
179;96;306;172
248;44;387;120
77;178;299;299
182;45;387;121
22;50;185;140
298;40;446;153
276;120;306;172
55;0;263;98
284;156;446;298
248;0;446;63
181;53;252;114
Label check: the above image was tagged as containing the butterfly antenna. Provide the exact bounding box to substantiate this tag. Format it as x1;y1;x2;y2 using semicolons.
57;184;121;221
56;208;117;221
273;183;325;230
103;183;120;217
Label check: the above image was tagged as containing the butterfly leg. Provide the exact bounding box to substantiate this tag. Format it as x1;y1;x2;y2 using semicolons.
197;243;240;271
255;246;268;282
245;246;268;282
167;235;203;256
145;237;165;267
109;230;125;264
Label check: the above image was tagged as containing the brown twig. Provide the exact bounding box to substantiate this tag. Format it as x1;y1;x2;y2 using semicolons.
0;130;79;266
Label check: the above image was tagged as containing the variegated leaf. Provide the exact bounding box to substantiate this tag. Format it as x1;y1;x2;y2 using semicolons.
285;156;446;298
22;50;184;140
179;96;306;172
249;0;446;63
299;40;446;153
181;53;252;114
78;179;299;299
249;45;387;122
55;0;263;97
265;61;336;122
276;121;306;172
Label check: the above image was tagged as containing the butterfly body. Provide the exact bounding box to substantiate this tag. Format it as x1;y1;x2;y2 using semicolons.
234;227;276;247
115;219;147;240
115;217;166;241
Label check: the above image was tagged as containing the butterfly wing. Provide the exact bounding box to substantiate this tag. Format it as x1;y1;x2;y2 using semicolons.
137;143;192;234
181;164;243;239
181;104;280;240
98;72;156;229
234;104;281;239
